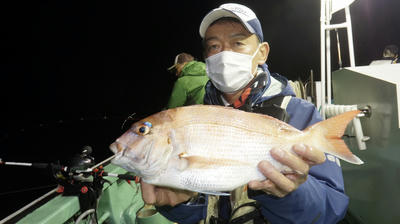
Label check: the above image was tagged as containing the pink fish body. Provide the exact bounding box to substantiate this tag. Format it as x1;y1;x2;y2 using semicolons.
110;105;362;194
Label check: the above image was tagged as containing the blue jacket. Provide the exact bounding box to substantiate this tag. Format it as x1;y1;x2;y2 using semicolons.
157;67;349;224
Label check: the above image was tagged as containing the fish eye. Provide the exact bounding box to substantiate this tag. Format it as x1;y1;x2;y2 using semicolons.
136;121;152;136
137;125;150;135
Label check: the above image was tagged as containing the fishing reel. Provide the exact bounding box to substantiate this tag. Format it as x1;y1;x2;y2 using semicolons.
52;145;96;184
1;145;138;213
37;146;108;212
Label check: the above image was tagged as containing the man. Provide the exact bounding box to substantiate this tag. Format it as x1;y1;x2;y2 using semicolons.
166;53;209;108
141;3;348;224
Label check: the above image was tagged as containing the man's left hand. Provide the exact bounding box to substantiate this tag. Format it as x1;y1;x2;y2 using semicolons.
248;144;326;198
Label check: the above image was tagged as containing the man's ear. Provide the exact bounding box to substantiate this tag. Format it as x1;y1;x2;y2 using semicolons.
256;42;270;65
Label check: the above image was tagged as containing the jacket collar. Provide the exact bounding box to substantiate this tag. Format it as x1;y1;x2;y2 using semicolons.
204;65;296;107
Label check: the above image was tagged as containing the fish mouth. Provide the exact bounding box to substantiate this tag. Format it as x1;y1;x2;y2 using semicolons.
109;142;131;167
109;139;165;179
110;142;119;154
109;142;130;164
109;140;153;161
110;142;128;154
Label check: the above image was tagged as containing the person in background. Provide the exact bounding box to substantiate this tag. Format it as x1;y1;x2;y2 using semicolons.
370;44;399;65
141;3;348;224
166;53;209;109
382;44;399;63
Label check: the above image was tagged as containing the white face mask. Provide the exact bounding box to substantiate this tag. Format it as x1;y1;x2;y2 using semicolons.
206;46;260;93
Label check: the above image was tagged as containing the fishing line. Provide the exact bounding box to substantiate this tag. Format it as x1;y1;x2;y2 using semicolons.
121;112;136;130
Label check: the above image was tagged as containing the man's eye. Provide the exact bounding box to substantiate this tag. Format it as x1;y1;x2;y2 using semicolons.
234;42;245;47
208;45;219;51
206;45;220;55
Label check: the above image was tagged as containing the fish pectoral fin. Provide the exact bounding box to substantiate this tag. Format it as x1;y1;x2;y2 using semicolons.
178;152;188;158
180;155;246;169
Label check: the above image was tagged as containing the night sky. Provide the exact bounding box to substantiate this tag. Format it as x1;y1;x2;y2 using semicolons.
1;0;399;219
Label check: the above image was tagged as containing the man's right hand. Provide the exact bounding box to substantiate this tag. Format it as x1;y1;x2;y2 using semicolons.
140;181;197;206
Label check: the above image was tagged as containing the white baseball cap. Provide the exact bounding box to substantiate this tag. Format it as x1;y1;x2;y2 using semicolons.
167;53;194;71
199;3;264;42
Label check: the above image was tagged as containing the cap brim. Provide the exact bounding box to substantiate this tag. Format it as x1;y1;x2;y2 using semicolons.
167;64;177;71
199;9;240;39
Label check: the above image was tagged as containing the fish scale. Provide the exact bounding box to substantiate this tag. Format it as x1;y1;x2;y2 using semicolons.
178;165;261;192
180;123;277;162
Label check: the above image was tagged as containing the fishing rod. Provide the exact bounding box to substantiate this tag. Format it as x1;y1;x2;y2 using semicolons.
0;146;137;181
0;146;140;224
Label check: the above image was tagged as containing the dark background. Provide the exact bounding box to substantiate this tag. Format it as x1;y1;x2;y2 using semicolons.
1;0;399;220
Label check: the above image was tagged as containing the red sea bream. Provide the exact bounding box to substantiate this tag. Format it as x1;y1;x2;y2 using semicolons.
110;105;363;194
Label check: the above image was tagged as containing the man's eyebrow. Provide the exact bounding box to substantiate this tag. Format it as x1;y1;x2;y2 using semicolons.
230;33;251;39
205;33;250;43
204;36;218;43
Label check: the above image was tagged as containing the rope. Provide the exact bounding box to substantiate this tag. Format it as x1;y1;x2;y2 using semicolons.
75;209;96;224
0;188;57;224
288;80;306;99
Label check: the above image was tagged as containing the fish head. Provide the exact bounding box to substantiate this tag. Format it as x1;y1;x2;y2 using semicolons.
110;110;175;180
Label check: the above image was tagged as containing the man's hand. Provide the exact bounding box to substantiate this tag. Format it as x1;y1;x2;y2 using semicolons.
248;144;326;198
140;181;197;206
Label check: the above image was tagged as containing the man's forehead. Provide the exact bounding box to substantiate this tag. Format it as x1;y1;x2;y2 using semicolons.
208;19;247;32
205;21;253;41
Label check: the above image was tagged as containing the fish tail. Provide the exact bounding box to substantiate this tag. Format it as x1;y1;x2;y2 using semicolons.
305;110;364;165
